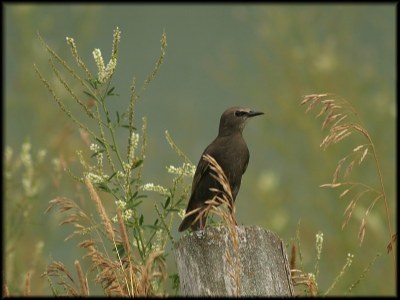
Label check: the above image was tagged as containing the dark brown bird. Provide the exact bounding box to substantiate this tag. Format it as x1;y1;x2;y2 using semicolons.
178;106;264;232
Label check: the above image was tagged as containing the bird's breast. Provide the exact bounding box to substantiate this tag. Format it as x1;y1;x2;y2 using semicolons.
207;134;249;181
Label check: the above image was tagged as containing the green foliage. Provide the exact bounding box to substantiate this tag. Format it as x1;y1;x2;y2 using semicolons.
31;27;193;296
4;142;48;294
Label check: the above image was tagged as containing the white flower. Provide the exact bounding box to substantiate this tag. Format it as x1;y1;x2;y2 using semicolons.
128;132;140;162
115;200;127;209
167;165;178;174
93;48;106;83
167;162;196;177
86;172;106;184
178;209;186;220
141;183;169;196
111;27;121;57
90;143;100;152
21;142;32;168
315;231;324;260
66;37;76;50
105;58;117;80
92;27;121;83
346;253;354;264
37;149;47;163
123;209;133;221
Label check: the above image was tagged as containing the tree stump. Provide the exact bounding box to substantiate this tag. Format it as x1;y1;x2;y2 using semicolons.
174;225;294;296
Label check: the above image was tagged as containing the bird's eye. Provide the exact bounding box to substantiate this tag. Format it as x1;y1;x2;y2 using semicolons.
234;111;246;117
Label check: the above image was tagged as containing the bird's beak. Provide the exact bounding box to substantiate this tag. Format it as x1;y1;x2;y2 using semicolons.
247;110;264;117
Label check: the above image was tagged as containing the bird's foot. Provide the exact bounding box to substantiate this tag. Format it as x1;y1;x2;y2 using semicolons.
194;229;205;239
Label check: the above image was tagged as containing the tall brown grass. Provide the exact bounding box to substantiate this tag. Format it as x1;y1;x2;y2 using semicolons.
42;176;166;296
300;93;395;266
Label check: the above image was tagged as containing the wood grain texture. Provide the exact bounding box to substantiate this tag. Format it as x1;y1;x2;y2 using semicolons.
174;226;294;296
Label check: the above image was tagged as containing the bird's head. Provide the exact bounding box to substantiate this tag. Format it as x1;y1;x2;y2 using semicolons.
218;107;264;136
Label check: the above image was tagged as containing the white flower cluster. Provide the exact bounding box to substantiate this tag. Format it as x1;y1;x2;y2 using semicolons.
90;143;103;168
21;142;32;169
315;231;324;260
128;132;140;163
92;27;121;83
122;208;133;221
85;172;107;185
111;27;121;57
141;183;169;196
112;199;134;222
21;142;38;197
112;206;133;222
115;199;127;209
37;149;47;163
66;37;77;55
178;208;186;220
90;143;100;152
346;253;354;265
167;162;196;177
116;170;125;179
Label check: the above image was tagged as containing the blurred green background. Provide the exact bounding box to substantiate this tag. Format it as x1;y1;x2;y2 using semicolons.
4;4;396;296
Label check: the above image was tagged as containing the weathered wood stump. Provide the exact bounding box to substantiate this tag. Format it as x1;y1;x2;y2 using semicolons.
174;225;293;296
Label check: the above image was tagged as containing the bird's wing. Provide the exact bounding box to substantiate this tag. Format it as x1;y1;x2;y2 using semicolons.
190;151;211;195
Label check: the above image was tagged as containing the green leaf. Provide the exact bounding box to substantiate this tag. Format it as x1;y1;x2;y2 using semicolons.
131;159;143;170
143;224;160;230
116;111;120;124
129;191;138;201
97;182;111;193
113;243;126;257
95;138;106;148
83;90;96;100
131;200;143;208
107;172;117;181
169;273;180;292
90;149;105;158
111;187;120;194
85;78;99;89
164;197;171;209
139;214;144;226
107;86;116;96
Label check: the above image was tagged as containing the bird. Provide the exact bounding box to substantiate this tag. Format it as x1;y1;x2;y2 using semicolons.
178;106;264;232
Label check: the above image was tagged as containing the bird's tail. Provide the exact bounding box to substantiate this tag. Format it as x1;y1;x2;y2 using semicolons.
178;210;207;232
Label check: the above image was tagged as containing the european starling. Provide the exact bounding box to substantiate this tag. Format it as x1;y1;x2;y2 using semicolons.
178;107;264;232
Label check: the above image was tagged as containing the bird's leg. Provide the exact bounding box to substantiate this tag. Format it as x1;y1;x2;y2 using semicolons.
199;215;204;230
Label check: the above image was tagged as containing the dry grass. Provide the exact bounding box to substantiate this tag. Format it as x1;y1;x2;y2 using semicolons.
291;268;318;297
42;176;167;296
290;223;318;296
24;272;31;296
84;176;116;242
301;93;395;265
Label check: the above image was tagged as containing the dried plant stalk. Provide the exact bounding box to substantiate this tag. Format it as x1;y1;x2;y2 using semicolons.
301;93;395;267
74;260;89;296
84;176;116;242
